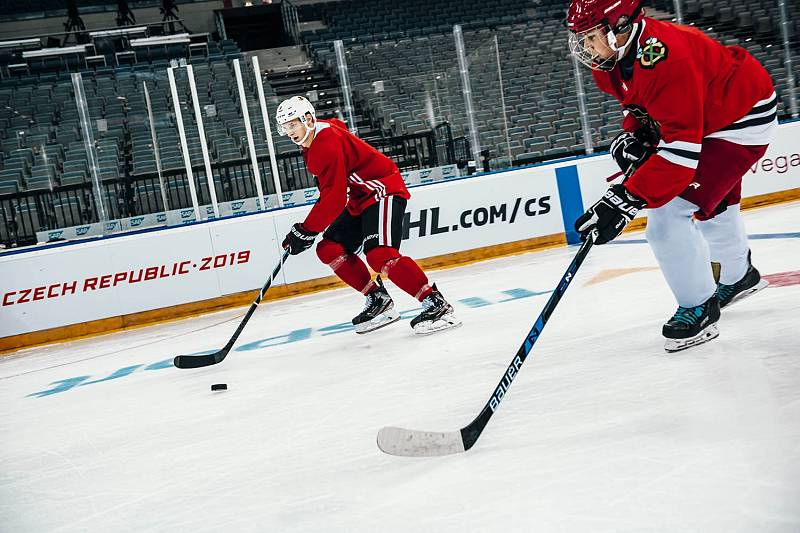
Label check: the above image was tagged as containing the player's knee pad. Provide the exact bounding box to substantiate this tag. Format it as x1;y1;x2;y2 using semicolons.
645;211;671;245
316;239;348;270
366;246;401;276
646;198;696;245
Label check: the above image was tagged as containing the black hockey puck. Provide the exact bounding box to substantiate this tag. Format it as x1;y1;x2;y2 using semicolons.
211;383;227;391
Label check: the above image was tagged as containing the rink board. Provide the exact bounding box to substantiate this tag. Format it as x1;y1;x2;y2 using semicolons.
2;120;799;347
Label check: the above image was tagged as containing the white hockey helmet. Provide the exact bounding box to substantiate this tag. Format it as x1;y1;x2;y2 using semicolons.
276;96;316;145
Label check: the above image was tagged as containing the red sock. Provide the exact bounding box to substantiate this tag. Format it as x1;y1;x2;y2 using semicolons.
366;247;433;301
317;239;373;294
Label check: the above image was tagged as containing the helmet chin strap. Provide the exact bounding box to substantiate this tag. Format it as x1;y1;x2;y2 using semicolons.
607;22;639;62
291;118;314;146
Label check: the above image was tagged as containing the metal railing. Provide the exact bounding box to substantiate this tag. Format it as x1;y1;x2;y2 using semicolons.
0;123;465;247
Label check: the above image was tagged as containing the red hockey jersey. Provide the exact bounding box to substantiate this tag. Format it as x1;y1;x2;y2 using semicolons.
593;18;776;208
300;118;411;233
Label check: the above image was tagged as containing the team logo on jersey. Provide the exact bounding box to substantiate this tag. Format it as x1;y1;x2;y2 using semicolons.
637;37;668;69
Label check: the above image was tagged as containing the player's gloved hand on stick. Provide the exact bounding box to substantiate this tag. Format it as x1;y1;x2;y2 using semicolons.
610;130;651;177
282;223;318;255
575;184;646;245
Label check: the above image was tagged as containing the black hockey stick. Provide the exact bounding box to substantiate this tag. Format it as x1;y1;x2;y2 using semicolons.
173;248;290;369
377;233;596;456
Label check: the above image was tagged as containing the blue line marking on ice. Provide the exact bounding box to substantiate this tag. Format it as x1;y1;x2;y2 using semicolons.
554;165;585;245
613;232;800;245
23;227;798;397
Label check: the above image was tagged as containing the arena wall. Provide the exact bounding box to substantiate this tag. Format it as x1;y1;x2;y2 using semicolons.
2;120;799;351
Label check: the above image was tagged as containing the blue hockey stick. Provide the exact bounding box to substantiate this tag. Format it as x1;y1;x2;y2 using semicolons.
377;232;596;456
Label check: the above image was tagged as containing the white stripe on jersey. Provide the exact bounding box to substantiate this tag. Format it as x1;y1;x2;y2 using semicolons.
349;174;377;196
705;92;778;146
350;172;387;201
728;93;777;123
752;91;777;109
657;150;700;170
366;173;387;199
656;139;702;153
656;139;701;170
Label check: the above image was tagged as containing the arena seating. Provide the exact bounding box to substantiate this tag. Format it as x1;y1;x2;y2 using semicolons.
302;0;798;167
0;0;797;222
0;0;206;18
0;38;300;203
298;0;542;44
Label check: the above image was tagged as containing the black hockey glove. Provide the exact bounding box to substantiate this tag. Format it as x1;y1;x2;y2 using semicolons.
610;131;652;177
282;223;318;255
575;184;646;245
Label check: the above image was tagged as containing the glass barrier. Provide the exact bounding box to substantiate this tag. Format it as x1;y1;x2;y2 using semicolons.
464;29;518;171
329;19;603;173
1;1;798;249
777;0;799;118
329;31;472;178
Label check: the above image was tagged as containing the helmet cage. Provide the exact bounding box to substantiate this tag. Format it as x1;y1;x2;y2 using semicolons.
568;14;635;72
569;22;619;71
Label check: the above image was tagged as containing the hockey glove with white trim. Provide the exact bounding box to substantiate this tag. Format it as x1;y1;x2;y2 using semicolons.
282;223;318;255
610;131;652;177
575;184;646;245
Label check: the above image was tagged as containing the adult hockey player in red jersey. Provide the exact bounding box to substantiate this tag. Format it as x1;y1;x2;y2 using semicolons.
276;96;460;335
567;0;775;352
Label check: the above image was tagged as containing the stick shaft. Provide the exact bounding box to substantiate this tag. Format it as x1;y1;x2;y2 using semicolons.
222;248;290;351
460;235;595;450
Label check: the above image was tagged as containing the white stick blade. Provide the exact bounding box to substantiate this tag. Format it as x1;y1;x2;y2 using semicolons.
376;426;465;457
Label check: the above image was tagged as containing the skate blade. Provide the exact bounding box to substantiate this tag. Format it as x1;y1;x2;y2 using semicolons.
721;279;769;309
412;314;462;336
664;323;720;353
354;309;400;334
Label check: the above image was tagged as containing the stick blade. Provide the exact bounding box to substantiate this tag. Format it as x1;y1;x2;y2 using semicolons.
173;351;223;369
377;426;465;457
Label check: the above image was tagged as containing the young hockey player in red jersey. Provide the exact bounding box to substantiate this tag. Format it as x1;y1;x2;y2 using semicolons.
567;0;775;352
276;96;460;335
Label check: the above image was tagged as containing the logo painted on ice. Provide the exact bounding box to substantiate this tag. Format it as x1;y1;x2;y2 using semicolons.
28;288;551;398
76;226;91;235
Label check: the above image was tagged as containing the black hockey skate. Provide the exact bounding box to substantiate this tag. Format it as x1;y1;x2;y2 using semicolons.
716;253;769;309
410;284;461;335
662;295;721;353
352;276;399;334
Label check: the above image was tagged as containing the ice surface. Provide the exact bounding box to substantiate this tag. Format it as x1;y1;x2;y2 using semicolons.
1;202;799;532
